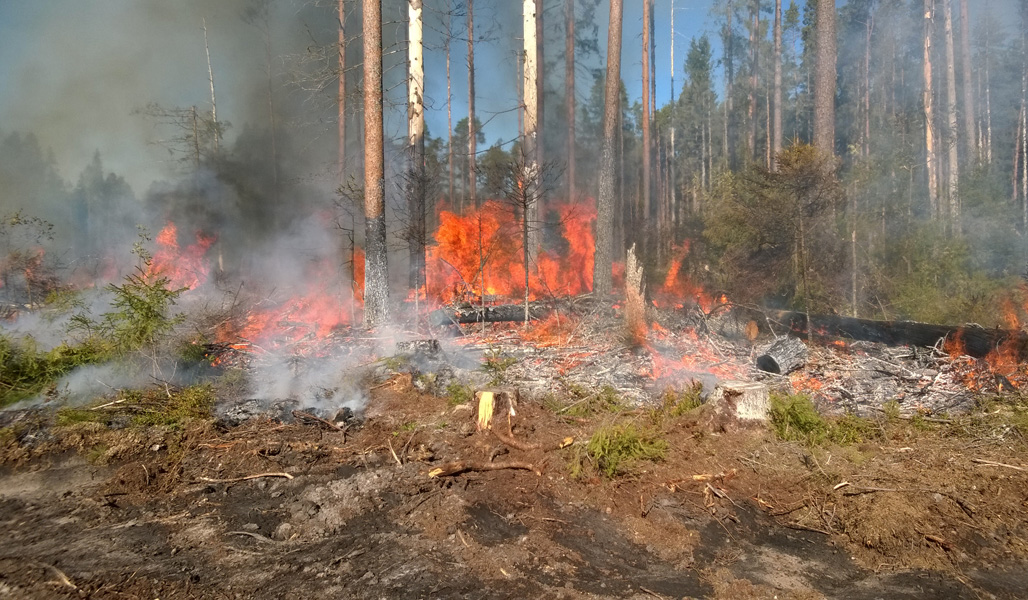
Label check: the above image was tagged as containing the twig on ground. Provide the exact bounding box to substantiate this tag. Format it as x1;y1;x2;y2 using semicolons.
198;472;294;484
291;410;345;432
227;531;281;544
971;458;1027;472
428;460;541;478
388;440;402;466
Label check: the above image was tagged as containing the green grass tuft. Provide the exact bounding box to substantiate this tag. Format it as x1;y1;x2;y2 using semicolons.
584;421;669;478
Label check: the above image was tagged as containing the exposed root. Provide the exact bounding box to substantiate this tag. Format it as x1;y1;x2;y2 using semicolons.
428;460;541;478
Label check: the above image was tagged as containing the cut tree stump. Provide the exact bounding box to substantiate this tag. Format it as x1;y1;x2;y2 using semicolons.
475;388;518;431
703;381;770;432
756;337;809;374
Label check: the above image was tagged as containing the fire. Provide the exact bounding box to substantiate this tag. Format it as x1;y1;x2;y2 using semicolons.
425;198;595;304
147;222;215;290
654;242;716;311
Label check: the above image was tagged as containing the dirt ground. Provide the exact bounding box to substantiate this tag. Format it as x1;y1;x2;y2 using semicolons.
2;379;1028;600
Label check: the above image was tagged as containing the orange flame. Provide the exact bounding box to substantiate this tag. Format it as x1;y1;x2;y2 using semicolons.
147;222;214;290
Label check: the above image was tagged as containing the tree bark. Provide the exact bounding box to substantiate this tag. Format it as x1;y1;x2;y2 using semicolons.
641;0;652;241
565;0;576;203
958;0;976;165
446;0;454;208
408;0;426;292
338;0;347;182
363;0;389;328
924;0;939;218
593;0;623;297
813;0;836;157
467;0;477;208
524;0;540;261
748;0;758;162
943;0;960;233
772;0;782;169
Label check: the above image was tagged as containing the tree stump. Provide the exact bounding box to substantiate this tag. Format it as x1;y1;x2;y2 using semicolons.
703;381;770;432
475;388;518;431
755;336;809;374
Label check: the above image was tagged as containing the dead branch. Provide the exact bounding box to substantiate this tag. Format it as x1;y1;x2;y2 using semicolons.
292;410;346;432
971;458;1028;472
428;460;541;478
198;472;294;484
227;531;281;544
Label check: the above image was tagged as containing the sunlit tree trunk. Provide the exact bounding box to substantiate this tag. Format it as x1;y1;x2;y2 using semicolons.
565;0;576;202
594;0;623;297
748;0;758;163
958;0;976;165
772;0;782;169
813;0;836;157
363;0;389;328
924;0;939;218
943;0;960;233
446;0;454;207
641;0;652;243
338;0;347;183
407;0;426;292
467;0;477;207
669;0;677;219
523;0;540;260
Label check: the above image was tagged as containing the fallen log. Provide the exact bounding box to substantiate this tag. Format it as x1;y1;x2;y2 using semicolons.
429;303;547;326
763;310;1028;360
756;336;809;374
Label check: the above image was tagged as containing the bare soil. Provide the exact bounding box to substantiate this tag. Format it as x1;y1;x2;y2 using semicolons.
2;382;1028;599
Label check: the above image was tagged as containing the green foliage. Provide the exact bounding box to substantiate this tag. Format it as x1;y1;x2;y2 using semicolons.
100;267;186;351
561;385;626;417
445;382;474;407
0;335;112;408
704;144;845;311
583;421;669;478
481;348;518;385
125;384;215;429
659;382;705;417
768;391;875;446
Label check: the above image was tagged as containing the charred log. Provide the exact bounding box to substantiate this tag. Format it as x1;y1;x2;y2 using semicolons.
756;336;808;374
429;303;548;325
766;310;1028;360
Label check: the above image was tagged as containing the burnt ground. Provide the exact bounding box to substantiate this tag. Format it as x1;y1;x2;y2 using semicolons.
1;378;1028;600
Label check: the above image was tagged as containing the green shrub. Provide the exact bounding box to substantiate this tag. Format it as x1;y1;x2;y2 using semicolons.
445;382;474;406
769;391;875;446
585;421;668;478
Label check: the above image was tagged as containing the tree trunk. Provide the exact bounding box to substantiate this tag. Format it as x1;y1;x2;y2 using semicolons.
924;0;939;218
723;1;734;169
958;0;976;165
565;0;576;203
363;0;389;328
408;0;426;293
593;0;623;297
467;0;477;208
772;0;782;169
524;0;540;261
813;0;836;157
446;0;454;208
203;18;220;155
338;0;347;183
943;0;960;233
748;0;758;162
669;0;676;219
641;0;652;250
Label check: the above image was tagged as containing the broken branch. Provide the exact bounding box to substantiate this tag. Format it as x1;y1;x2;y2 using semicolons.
428;460;541;478
198;472;294;484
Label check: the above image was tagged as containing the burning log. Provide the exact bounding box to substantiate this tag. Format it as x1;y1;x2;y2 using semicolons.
765;310;1028;360
756;337;809;374
429;303;548;326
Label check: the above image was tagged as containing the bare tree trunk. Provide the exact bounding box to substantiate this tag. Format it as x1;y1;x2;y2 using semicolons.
446;0;454;207
467;0;477;207
748;0;758;162
338;0;347;183
565;0;576;202
724;0;733;168
813;0;836;157
408;0;426;293
773;0;782;169
924;0;939;219
203;18;220;154
943;0;961;233
862;14;872;157
958;0;976;165
594;0;623;297
523;0;540;264
363;0;389;328
669;0;676;218
641;0;652;249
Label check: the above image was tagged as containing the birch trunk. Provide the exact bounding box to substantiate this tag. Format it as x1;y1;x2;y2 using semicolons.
924;0;939;218
407;0;426;292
